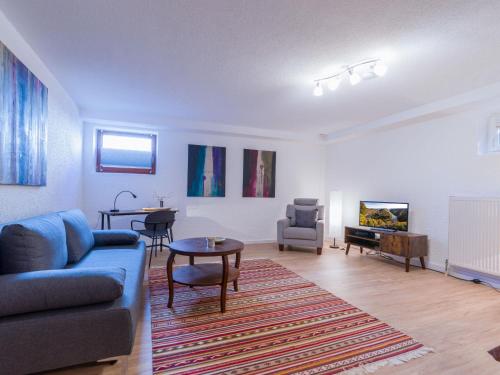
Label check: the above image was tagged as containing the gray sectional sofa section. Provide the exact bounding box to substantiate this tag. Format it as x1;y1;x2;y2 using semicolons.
0;209;146;375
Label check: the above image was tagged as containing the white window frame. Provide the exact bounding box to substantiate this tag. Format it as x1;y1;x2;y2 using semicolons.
486;115;500;153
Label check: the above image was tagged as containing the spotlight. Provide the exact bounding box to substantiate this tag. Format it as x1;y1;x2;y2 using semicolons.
373;61;388;77
327;78;341;91
349;70;361;86
313;82;323;96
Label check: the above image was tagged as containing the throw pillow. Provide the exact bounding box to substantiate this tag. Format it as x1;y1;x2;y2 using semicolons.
92;230;140;247
0;213;68;274
295;209;318;228
59;209;95;263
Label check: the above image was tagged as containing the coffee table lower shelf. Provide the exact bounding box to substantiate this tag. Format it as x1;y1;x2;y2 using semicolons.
172;264;240;286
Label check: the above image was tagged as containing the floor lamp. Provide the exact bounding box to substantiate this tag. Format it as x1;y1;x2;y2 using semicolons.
329;191;343;249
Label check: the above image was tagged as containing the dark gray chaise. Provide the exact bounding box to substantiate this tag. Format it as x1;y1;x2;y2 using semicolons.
0;209;146;375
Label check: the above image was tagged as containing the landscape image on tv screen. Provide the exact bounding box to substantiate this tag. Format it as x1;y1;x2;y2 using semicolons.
359;201;409;231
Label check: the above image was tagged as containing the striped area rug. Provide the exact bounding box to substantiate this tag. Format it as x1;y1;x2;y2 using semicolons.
149;259;432;374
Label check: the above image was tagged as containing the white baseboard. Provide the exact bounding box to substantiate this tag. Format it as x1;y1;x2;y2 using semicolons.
427;261;446;273
243;239;275;245
239;242;500;288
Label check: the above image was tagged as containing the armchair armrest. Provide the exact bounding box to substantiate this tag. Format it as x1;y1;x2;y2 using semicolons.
316;220;324;247
277;218;291;244
92;229;139;246
0;267;125;318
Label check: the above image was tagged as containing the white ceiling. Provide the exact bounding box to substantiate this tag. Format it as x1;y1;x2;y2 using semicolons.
2;0;500;136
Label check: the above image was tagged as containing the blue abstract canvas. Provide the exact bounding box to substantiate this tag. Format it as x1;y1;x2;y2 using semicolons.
187;144;225;197
0;41;48;186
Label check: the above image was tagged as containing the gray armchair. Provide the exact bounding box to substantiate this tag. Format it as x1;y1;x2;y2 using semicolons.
277;198;325;255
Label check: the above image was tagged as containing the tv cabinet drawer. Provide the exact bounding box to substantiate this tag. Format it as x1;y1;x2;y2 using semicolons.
380;235;409;256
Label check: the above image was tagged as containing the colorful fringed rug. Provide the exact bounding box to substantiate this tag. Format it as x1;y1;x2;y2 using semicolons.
149;259;432;374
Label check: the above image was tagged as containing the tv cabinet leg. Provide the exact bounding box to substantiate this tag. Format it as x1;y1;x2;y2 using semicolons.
360;247;363;254
346;243;351;255
405;258;410;272
419;256;426;270
279;244;284;251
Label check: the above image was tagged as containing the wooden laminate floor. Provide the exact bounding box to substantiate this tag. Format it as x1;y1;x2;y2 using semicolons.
46;243;500;375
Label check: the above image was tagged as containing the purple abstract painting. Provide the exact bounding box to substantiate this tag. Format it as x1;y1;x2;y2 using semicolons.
187;144;226;197
242;149;276;197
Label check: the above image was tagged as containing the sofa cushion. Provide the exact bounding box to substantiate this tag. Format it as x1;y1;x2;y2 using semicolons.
295;208;318;228
0;213;68;274
92;230;140;247
59;209;95;263
283;227;317;240
70;242;146;339
0;267;125;317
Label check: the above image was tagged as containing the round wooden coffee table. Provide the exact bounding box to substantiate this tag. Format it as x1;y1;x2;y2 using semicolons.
166;237;244;313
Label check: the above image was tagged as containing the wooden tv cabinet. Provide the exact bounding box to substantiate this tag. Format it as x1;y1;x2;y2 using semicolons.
344;226;428;272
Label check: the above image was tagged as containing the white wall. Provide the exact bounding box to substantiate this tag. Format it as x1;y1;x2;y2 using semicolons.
326;99;500;270
0;10;83;222
82;123;326;243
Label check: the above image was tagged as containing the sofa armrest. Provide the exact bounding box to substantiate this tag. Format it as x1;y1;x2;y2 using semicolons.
0;267;125;318
277;218;291;244
92;229;139;247
316;220;325;247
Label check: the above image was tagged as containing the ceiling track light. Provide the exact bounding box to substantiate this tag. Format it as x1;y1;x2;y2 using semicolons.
327;77;340;91
313;81;323;96
348;69;361;86
313;58;387;96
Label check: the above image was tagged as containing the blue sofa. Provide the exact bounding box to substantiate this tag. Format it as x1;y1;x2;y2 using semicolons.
0;209;146;375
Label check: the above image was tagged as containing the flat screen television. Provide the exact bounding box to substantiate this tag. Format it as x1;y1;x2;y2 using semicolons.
359;201;409;232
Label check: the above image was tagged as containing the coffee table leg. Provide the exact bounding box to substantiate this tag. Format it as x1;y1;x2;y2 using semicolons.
233;252;241;291
221;255;229;313
188;256;195;288
167;253;176;308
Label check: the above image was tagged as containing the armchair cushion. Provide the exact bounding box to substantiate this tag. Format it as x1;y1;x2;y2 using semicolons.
295;209;318;228
317;205;325;220
0;267;125;317
286;204;296;226
287;204;323;226
0;213;68;274
294;198;318;206
92;230;140;247
284;227;317;240
58;209;95;263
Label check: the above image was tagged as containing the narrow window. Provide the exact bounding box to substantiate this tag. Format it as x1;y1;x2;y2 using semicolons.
96;129;157;174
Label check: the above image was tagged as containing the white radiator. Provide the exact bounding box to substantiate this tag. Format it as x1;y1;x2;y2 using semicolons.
448;196;500;276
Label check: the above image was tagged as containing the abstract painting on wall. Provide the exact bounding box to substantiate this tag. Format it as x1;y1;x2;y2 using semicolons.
187;144;226;197
0;41;48;186
242;149;276;198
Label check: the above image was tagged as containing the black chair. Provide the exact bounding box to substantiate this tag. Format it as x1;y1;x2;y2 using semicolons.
131;210;175;267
